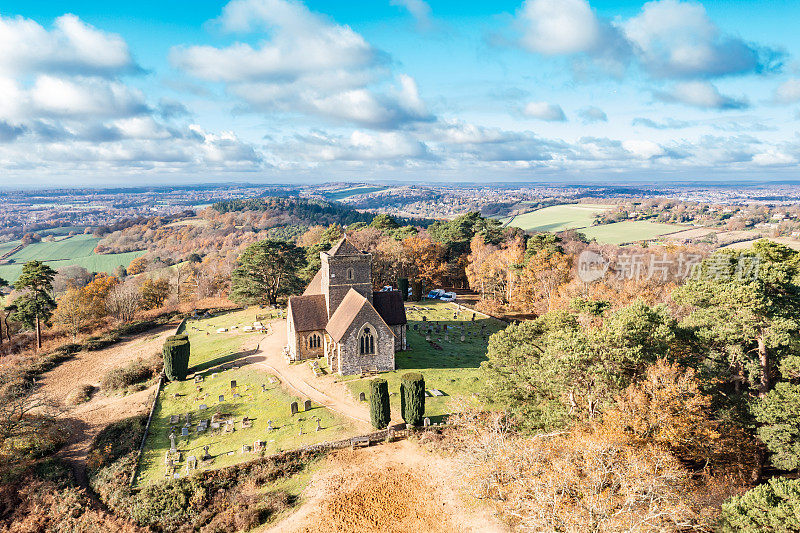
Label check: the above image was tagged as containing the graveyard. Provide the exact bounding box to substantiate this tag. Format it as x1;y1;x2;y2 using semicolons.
135;308;358;486
343;300;506;423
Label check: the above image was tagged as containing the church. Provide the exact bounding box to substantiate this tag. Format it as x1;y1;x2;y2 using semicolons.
285;237;407;375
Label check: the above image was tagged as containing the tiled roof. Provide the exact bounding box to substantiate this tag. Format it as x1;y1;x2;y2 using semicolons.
372;290;407;325
287;294;327;332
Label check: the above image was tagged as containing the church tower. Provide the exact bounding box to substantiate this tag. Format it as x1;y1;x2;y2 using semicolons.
320;237;373;317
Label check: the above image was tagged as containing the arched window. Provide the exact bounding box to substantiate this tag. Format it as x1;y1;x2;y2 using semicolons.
346;267;354;280
309;333;322;349
359;327;375;355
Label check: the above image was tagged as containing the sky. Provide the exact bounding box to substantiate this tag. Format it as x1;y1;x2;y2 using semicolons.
1;0;800;187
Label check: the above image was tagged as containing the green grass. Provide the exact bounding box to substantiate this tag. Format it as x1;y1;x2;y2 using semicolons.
0;234;144;282
325;185;388;200
578;221;688;245
504;204;612;232
0;240;21;256
344;300;506;423
136;308;357;487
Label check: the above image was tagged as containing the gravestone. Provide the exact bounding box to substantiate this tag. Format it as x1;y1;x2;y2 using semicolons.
290;401;299;415
424;417;431;427
254;440;264;452
304;399;312;411
202;445;210;460
233;393;241;399
181;427;189;437
460;335;465;342
187;456;196;470
164;451;170;465
169;432;176;453
316;419;321;432
422;316;427;322
199;404;207;410
195;375;203;383
261;384;266;392
267;419;273;431
218;395;224;403
230;380;237;389
170;415;179;425
241;444;251;454
359;392;366;402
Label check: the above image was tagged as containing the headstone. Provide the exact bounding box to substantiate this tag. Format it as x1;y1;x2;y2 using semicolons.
358;392;366;402
290;401;299;415
195;375;203;383
202;445;210;459
304;399;312;411
169;432;176;453
261;384;266;392
460;335;465;342
164;451;170;465
187;456;196;470
199;404;207;410
181;427;189;437
316;419;321;432
230;380;237;389
424;417;431;427
241;444;251;453
170;415;179;425
218;395;224;403
267;420;273;431
233;393;241;399
254;440;264;451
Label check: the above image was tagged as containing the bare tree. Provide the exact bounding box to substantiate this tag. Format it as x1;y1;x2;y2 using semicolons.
106;279;141;323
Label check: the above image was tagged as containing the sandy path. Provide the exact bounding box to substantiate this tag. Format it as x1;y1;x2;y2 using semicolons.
247;319;372;429
261;439;508;533
35;324;178;485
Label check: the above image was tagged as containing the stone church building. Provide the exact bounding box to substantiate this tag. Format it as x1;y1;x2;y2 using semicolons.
286;237;407;375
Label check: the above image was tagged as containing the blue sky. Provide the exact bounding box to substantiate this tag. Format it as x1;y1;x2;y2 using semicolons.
0;0;799;186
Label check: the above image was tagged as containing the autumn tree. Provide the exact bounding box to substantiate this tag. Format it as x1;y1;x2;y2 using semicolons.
13;261;57;349
140;278;170;309
401;234;446;287
53;286;90;341
127;256;148;275
231;240;306;306
106;280;141;323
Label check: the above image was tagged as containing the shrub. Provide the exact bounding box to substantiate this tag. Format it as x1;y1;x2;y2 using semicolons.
163;335;190;381
65;384;94;405
400;372;425;426
720;477;800;531
101;353;162;391
369;378;390;429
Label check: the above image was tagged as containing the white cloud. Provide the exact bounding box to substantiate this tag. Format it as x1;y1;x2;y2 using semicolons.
0;14;136;77
774;79;800;104
517;0;600;55
622;139;665;159
522;101;566;121
578;106;607;123
654;81;748;110
391;0;433;31
172;0;430;128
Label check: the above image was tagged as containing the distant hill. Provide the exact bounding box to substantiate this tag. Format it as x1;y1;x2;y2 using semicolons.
211;196;375;226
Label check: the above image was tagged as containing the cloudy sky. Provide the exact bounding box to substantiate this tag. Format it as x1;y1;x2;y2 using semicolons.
1;0;799;186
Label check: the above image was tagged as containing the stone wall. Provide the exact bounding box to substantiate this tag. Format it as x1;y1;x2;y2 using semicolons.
390;324;407;351
336;304;395;375
294;330;325;360
321;251;373;315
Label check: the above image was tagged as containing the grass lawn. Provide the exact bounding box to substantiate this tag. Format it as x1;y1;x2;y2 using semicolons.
578;221;688;245
0;234;144;282
325;185;388;200
136;309;358;487
343;300;506;423
504;204;612;233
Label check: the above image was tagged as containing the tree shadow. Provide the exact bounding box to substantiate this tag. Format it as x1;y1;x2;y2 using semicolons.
190;348;260;374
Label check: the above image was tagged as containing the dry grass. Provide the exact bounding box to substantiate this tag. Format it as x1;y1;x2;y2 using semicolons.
65;384;94;405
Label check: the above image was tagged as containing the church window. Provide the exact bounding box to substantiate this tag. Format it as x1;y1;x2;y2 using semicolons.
309;333;322;349
359;327;375;355
347;267;354;280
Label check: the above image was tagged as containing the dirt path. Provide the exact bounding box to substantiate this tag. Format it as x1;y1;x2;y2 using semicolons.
246;320;373;429
261;439;508;533
35;324;178;485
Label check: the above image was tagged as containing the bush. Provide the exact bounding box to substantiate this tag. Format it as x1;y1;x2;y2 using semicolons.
370;378;390;429
163;335;190;381
400;372;425;426
65;384;94;405
720;477;800;531
101;353;162;391
86;415;147;473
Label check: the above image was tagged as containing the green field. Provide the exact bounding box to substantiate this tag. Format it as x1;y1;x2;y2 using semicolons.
0;240;21;257
578;221;687;245
325;185;388;200
136;309;357;486
344;300;506;423
503;204;612;232
0;234;144;282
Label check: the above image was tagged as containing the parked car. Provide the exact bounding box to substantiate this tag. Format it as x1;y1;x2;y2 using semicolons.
427;289;445;299
439;291;457;302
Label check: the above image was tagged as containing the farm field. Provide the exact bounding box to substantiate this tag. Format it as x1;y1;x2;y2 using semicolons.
502;204;612;232
325;185;388;200
0;234;144;282
343;300;506;423
136;308;357;486
577;221;688;245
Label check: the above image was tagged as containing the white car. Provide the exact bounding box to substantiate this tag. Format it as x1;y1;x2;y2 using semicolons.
439;292;457;302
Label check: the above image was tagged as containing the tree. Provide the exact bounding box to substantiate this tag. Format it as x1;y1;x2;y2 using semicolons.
753;382;800;470
106;280;141;323
370;214;399;232
0;276;7;348
140;278;170;309
231;240;306;306
721;477;800;532
400;372;425;426
81;273;118;319
672;242;800;397
127;256;148;275
369;378;390;429
52;286;90;341
163;335;190;381
14;261;57;349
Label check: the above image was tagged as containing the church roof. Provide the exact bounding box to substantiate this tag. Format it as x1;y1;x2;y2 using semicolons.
326;288;393;342
287;294;328;332
326;236;362;256
372;290;407;326
302;269;323;296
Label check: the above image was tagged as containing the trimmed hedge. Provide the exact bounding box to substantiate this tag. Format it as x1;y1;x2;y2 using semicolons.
400;372;425;426
163;335;190;381
369;378;390;429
